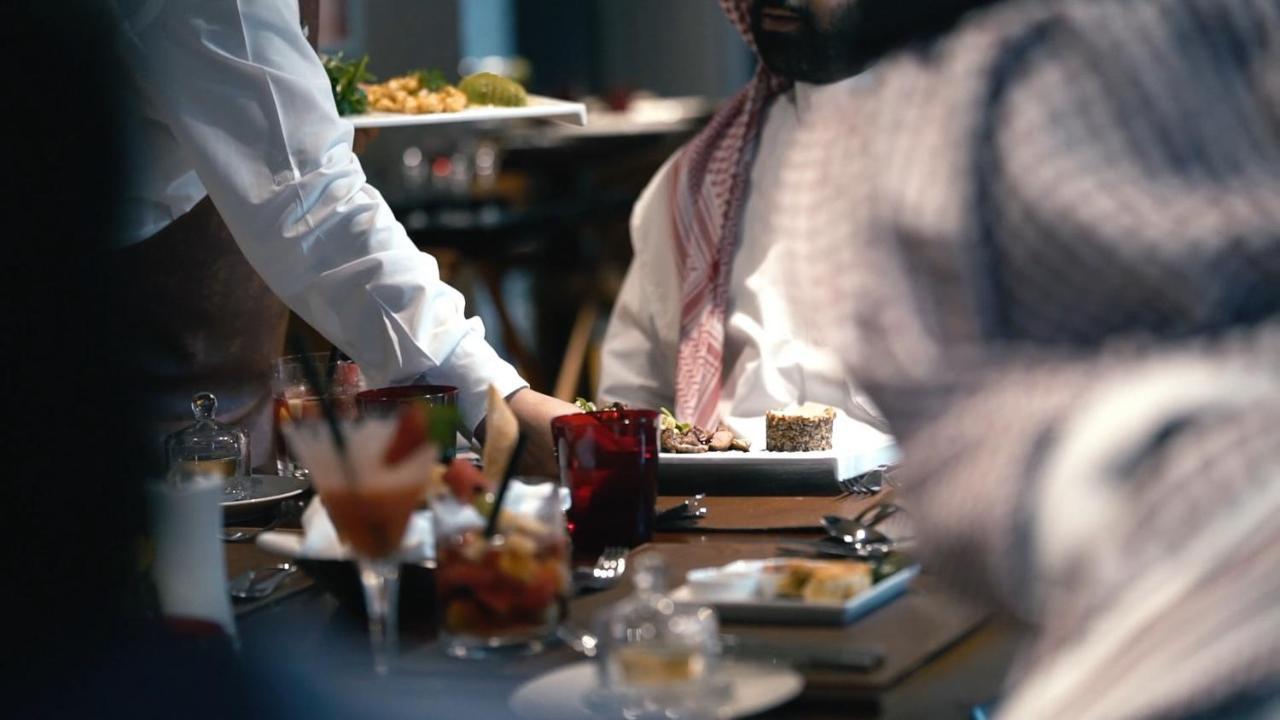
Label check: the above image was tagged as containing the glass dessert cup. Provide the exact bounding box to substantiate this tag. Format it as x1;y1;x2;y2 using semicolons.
165;392;250;500
434;480;570;659
592;553;728;719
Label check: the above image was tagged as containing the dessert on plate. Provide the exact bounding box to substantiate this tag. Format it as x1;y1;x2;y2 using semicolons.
759;560;873;604
765;402;835;452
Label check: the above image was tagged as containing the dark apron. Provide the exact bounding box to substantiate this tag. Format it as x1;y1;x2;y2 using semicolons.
110;197;290;473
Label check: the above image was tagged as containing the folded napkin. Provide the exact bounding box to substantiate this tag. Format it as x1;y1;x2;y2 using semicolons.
257;498;435;561
262;417;442;562
430;480;567;539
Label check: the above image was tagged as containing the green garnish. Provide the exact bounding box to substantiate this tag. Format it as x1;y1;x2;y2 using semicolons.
660;407;692;433
413;68;449;92
575;397;597;413
322;53;373;116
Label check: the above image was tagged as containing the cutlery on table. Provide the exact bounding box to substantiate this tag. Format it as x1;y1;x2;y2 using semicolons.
220;498;304;542
778;539;898;560
836;464;895;496
721;634;885;672
574;546;629;592
851;502;901;528
821;515;893;546
228;562;299;600
655;493;708;529
781;514;906;559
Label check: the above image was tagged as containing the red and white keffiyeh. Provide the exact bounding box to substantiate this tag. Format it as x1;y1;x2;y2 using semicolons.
670;0;790;428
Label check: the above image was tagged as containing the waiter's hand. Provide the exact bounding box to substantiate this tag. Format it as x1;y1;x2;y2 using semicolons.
353;128;380;155
502;389;580;477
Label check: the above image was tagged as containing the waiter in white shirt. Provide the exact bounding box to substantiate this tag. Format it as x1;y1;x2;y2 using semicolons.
600;0;885;433
109;0;576;473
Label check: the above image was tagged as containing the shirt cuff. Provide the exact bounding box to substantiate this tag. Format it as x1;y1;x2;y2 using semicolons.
413;332;528;439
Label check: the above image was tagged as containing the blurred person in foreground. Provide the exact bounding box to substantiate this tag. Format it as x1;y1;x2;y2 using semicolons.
811;0;1280;717
3;2;258;716
599;0;937;432
108;0;576;475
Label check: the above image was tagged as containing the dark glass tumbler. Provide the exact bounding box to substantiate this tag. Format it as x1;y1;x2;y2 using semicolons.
356;384;459;462
551;409;659;557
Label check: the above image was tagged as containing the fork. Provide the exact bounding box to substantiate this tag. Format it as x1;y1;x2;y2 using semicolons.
220;499;304;543
837;465;890;495
228;562;299;600
574;546;629;592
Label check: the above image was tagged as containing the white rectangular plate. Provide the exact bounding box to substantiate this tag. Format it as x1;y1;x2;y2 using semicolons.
345;95;587;129
660;414;899;482
670;560;920;625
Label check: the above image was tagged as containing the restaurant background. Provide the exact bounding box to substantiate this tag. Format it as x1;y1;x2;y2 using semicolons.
302;0;751;400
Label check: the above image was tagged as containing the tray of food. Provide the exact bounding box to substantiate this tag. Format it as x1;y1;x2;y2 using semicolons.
670;556;918;625
656;403;898;489
324;55;587;129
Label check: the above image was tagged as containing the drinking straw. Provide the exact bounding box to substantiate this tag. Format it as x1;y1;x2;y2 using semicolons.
323;345;342;391
484;435;526;538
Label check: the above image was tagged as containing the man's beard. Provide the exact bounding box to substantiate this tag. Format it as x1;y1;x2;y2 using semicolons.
750;0;1001;84
751;3;867;84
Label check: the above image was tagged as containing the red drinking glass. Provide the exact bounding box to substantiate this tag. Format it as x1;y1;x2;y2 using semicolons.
551;409;659;557
356;385;459;462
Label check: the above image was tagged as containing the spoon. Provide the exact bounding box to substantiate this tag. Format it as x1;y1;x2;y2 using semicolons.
228;562;298;600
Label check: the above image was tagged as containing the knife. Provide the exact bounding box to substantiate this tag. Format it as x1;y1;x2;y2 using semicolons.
721;634;884;672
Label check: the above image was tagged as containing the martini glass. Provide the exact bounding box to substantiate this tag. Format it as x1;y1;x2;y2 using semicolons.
285;418;436;675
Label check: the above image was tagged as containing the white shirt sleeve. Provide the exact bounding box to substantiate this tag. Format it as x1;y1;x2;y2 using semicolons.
598;157;681;410
113;0;526;434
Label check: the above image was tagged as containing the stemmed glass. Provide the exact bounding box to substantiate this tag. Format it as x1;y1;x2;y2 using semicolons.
284;417;437;675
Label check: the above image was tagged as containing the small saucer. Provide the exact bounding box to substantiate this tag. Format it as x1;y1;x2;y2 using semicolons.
509;660;803;720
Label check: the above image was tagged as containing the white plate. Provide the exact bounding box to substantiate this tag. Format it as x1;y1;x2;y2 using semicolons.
660;414;899;482
221;474;308;521
509;660;803;720
670;560;920;625
346;95;587;129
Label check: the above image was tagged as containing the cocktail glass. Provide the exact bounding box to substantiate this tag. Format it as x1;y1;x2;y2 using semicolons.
434;480;570;659
284;418;436;675
272;353;365;477
551;410;659;558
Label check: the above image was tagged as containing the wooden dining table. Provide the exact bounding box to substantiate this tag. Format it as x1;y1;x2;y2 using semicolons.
225;493;1025;719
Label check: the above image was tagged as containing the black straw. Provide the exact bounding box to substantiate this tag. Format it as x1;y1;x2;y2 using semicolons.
323;345;342;391
484;435;526;538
